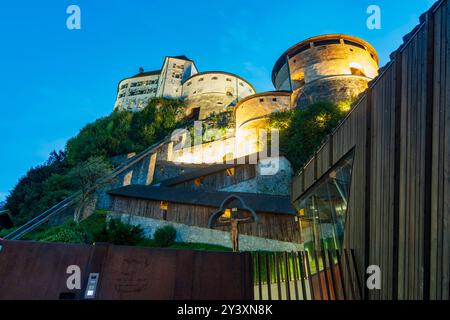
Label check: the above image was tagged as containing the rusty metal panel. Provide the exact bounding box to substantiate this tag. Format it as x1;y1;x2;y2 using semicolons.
0;240;93;300
0;240;253;300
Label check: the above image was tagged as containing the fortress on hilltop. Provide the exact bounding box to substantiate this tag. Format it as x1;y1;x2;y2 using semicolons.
85;34;379;251
114;34;378;133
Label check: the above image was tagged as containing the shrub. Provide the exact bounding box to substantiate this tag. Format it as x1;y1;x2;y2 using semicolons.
269;100;350;173
153;225;176;247
4;151;71;225
41;222;91;244
66;98;186;166
96;218;144;245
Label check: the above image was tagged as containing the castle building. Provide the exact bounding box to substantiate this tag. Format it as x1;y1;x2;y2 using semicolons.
114;56;255;120
272;34;379;107
114;55;198;111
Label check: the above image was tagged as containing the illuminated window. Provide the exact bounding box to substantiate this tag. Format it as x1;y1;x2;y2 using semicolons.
219;208;232;223
350;67;366;77
226;168;235;176
194;177;203;187
160;201;168;210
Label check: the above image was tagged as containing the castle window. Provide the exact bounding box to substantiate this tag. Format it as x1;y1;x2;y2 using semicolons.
314;39;341;47
239;82;244;87
192;107;200;120
344;40;366;50
350;67;366;77
259;98;264;102
212;76;218;80
198;78;204;82
186;81;192;86
272;98;277;102
194;177;204;187
226;78;232;82
217;102;223;105
290;44;310;56
349;62;366;77
226;168;235;177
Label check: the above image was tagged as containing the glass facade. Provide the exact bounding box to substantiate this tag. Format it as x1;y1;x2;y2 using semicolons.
294;151;354;254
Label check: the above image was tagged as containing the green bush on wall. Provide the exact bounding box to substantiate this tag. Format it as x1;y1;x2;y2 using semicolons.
40;221;92;244
269;100;352;173
96;218;144;245
153;225;177;247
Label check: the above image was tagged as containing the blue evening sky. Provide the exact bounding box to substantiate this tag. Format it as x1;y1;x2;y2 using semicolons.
0;0;436;201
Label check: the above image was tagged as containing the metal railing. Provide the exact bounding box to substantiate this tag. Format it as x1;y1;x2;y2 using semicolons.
252;248;363;300
3;137;171;240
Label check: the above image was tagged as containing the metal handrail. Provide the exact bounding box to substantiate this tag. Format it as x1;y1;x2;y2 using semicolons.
4;136;171;240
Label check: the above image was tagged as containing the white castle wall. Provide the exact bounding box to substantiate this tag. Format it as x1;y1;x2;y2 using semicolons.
114;73;160;111
182;72;255;119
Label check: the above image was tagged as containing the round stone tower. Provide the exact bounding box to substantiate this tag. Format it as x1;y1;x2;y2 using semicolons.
182;71;255;120
272;34;379;108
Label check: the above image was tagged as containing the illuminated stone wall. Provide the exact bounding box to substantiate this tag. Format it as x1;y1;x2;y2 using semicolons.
272;34;379;107
235;92;292;130
182;72;255;120
234;92;292;158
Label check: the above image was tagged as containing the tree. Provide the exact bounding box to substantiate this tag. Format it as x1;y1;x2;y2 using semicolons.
270;100;350;173
66;98;186;166
4;150;69;225
67;156;113;223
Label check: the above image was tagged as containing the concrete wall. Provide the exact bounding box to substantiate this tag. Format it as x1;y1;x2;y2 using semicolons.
182;72;255;119
109;212;303;252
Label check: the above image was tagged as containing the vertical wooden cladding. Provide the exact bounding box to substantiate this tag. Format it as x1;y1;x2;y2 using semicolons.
397;23;429;300
333;96;369;292
303;159;316;190
431;1;450;300
368;62;397;300
316;143;331;177
110;196;301;243
291;0;450;300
